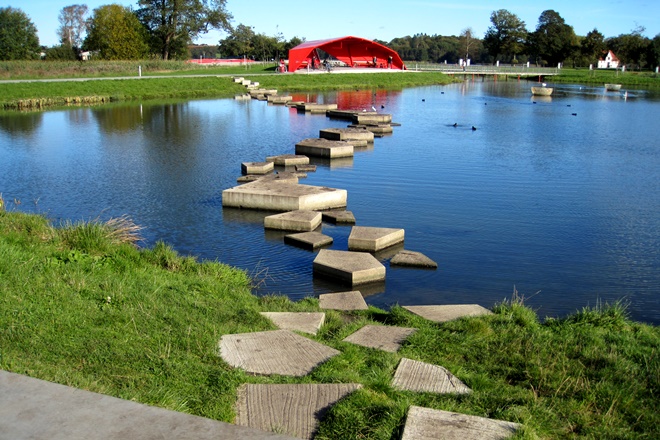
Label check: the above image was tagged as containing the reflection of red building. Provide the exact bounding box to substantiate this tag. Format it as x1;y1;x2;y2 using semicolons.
288;36;405;71
288;90;400;111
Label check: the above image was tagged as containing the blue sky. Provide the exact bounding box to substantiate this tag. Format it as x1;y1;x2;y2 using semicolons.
3;0;659;47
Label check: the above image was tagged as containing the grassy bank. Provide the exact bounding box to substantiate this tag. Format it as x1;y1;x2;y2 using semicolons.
554;68;660;87
0;209;658;439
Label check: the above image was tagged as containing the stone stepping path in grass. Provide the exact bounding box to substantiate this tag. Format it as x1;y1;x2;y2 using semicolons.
235;383;362;440
219;330;339;377
342;325;417;353
318;291;368;311
259;312;325;335
401;405;520;440
403;304;493;323
392;358;471;394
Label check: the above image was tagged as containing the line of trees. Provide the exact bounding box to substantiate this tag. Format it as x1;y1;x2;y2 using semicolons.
1;4;659;69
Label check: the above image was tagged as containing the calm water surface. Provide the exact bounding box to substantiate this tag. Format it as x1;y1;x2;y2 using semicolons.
1;80;658;324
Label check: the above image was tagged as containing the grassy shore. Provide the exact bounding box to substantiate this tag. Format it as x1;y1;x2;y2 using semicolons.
0;60;457;110
554;68;659;87
0;208;658;439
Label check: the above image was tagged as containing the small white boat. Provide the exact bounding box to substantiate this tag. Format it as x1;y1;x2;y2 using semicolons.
605;83;622;91
531;86;553;96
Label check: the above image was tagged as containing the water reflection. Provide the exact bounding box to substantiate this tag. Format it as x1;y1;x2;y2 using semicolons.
0;112;43;138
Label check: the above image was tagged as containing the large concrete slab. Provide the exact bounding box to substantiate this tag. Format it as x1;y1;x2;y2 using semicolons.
390;250;438;269
242;161;275;175
260;312;326;335
348;123;394;134
326;110;377;120
264;210;322;231
348;226;405;252
236;383;362;440
222;180;347;211
266;154;309;166
267;95;293;104
296;103;338;113
352;113;392;124
403;305;493;323
401;406;520;440
249;89;278;97
319;127;374;145
322;210;356;224
219;330;340;377
284;231;333;250
0;370;296;440
295;138;354;158
313;249;386;285
342;325;417;353
392;358;471;394
318;291;368;311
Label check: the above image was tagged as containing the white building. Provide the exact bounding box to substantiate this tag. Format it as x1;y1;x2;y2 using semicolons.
597;50;620;69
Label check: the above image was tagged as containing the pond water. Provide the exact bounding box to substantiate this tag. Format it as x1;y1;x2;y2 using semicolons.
1;79;658;324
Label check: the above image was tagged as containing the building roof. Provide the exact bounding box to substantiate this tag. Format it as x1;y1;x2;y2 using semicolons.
288;36;405;71
600;50;620;62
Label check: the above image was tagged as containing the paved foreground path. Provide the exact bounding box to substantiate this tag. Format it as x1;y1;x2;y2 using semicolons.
0;370;296;440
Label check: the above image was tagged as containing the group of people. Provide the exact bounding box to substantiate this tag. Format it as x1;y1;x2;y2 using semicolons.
306;54;395;70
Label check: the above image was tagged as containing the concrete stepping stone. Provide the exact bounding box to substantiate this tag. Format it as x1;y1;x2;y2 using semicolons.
392;358;471;394
401;406;520;440
296;103;338;113
222;180;347;211
403;305;493;323
318;291;368;311
0;370;296;440
348;123;394;134
267;95;293;104
264;210;322;231
348;226;404;252
319;127;374;146
352;113;393;124
233;77;245;83
284;231;333;250
266;154;309;166
342;325;417;352
234;93;251;100
326;109;376;120
219;330;340;377
260;312;325;335
390;250;438;269
236;383;362;440
295;138;354;158
313;249;385;285
249;89;278;97
242;161;274;175
322;210;356;224
295;164;317;172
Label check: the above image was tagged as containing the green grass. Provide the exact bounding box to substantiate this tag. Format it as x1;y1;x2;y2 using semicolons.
1;210;658;438
554;68;660;87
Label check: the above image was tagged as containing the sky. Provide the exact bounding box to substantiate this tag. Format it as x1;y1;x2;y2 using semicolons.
3;0;659;48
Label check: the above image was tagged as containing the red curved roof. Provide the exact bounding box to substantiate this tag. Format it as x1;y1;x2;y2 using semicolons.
288;36;406;71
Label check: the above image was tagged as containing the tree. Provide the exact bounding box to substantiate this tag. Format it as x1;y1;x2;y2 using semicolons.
483;9;527;63
529;10;577;66
137;0;232;60
581;29;606;65
84;4;149;60
459;27;476;63
648;34;660;69
607;26;650;69
218;23;255;58
0;7;40;60
58;4;88;48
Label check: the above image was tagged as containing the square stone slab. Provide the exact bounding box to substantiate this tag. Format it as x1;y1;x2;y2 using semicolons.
322;210;356;225
342;325;417;353
348;226;405;252
236;383;362;440
352;113;393;124
401;406;520;440
222;180;347;211
296;164;317;172
392;358;471;394
319;127;374;145
403;305;493;323
0;371;297;440
319;291;368;311
390;250;438;269
219;330;340;376
242;161;274;175
260;312;326;335
284;232;333;250
295;138;354;158
266;154;309;166
313;250;386;285
264;210;322;231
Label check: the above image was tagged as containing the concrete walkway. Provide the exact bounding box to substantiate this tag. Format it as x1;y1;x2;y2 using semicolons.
0;370;296;440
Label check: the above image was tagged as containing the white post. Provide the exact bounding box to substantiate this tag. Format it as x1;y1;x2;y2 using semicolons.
496;60;499;67
589;64;593;70
656;66;659;74
138;65;141;77
526;61;530;68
